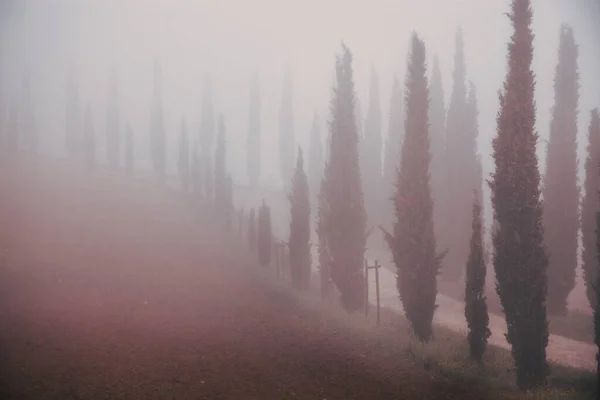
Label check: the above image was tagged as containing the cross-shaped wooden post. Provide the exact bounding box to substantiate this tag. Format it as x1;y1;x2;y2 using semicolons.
364;259;382;326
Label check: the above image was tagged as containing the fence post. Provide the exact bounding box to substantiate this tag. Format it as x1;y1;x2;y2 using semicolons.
364;259;369;320
375;260;381;327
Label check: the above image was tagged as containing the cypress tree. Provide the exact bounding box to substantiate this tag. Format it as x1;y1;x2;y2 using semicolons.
224;174;234;233
199;76;215;170
246;72;261;187
257;201;272;267
214;115;228;223
289;147;311;290
316;176;331;299
150;60;166;179
125;122;134;175
583;109;600;310
308;112;323;208
65;67;81;159
383;33;441;342
21;72;37;153
178;118;190;192
543;25;580;316
106;69;120;169
363;67;383;227
465;194;491;363
595;198;600;385
382;76;404;230
83;104;95;169
490;0;549;389
323;44;367;313
442;28;474;282
279;65;295;189
248;207;257;254
429;56;446;248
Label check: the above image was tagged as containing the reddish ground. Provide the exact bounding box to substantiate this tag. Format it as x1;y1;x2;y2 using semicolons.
0;158;514;399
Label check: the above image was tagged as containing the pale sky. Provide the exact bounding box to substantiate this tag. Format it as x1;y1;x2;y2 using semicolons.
2;0;599;212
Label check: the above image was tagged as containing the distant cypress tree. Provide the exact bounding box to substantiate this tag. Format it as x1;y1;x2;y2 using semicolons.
150;60;166;179
465;194;491;363
289;147;311;290
214;115;228;223
278;65;295;189
429;56;446;249
191;143;204;202
382;76;404;230
543;25;580;316
248;207;257;254
83;104;95;169
490;0;549;389
595;198;600;385
383;33;442;342
178;118;190;192
199;76;215;171
257;201;272;267
362;67;383;227
308;113;323;207
106;69;120;169
316;176;331;299
65;67;81;159
322;44;367;312
224;174;234;233
246;72;261;187
582;109;600;310
125;122;134;175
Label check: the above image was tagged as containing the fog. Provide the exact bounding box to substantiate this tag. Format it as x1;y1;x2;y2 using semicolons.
3;1;599;201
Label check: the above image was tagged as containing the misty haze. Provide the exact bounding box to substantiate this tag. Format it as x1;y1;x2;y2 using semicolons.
0;0;599;398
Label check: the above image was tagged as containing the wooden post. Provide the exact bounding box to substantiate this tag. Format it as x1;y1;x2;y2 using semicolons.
375;260;381;326
364;259;369;320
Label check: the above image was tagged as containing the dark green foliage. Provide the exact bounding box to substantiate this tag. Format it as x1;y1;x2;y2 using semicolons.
382;76;404;231
322;44;367;313
429;56;446;244
65;68;81;159
490;0;549;390
383;33;441;342
279;65;295;189
150;60;166;179
247;72;261;187
106;70;120;169
257;201;272;267
289;147;311;290
248;207;256;254
543;25;580;316
583;110;600;310
125;122;134;175
83;104;95;169
316;176;331;299
465;195;491;363
178;119;190;192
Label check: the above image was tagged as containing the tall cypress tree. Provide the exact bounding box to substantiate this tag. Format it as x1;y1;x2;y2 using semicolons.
382;76;404;230
490;0;549;389
467;83;484;209
542;25;580;316
465;194;491;363
323;44;367;313
429;56;447;248
289;147;311;290
362;67;383;228
246;72;261;187
257;200;272;267
21;72;37;153
65;67;81;159
106;69;120;169
83;104;95;169
125;121;134;175
279;65;295;189
214;115;227;222
150;60;166;179
178;118;190;192
317;176;331;299
199;76;215;170
442;28;474;282
383;33;441;342
582;109;600;310
308;112;323;207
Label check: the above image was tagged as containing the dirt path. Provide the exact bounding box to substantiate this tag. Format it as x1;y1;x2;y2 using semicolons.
0;158;517;400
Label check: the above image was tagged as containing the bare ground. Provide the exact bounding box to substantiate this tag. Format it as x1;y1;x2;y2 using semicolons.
0;158;520;400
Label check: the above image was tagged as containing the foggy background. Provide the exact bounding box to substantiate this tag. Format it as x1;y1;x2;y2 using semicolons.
1;0;600;230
